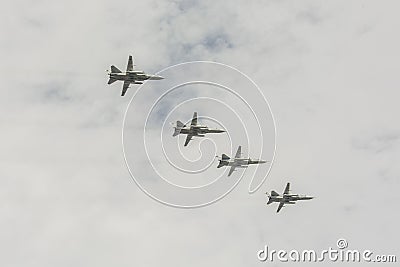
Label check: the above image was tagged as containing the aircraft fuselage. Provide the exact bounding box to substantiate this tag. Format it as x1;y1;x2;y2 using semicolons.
177;126;225;136
268;194;313;204
220;158;267;167
109;71;164;83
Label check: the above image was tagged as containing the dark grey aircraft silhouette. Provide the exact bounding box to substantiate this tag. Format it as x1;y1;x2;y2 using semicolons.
173;112;225;146
217;146;267;176
107;55;163;96
267;182;313;213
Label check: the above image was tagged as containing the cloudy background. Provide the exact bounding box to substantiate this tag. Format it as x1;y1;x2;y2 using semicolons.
1;0;399;266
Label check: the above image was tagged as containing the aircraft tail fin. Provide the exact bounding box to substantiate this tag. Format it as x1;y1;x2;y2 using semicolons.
173;121;185;137
217;160;227;168
111;65;122;73
217;154;230;168
271;190;280;197
176;120;185;128
107;77;117;84
173;128;181;137
221;154;230;160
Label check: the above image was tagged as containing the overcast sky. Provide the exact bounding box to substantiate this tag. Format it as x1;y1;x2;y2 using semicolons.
1;0;399;266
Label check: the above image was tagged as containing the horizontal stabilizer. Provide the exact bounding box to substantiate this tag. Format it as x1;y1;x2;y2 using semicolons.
221;154;230;160
173;128;181;137
271;190;280;197
217;160;227;168
176;121;185;128
107;77;117;84
111;65;121;73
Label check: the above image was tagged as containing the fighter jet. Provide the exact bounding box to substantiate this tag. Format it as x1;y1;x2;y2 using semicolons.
217;145;267;176
107;55;164;96
266;182;313;213
173;112;225;146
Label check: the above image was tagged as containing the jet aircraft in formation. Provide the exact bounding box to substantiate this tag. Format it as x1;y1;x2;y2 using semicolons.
217;145;267;176
173;112;225;146
266;182;313;213
107;55;313;213
107;55;163;96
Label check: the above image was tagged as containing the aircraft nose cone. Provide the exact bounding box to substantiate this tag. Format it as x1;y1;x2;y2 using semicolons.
148;75;164;80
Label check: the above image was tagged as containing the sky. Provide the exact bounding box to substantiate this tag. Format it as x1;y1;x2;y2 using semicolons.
1;0;399;266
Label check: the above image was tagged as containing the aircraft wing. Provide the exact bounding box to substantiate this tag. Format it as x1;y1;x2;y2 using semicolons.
228;165;237;177
283;182;291;195
234;146;242;158
126;55;134;71
190;112;198;126
111;65;122;73
277;202;285;213
184;134;193;146
121;81;130;96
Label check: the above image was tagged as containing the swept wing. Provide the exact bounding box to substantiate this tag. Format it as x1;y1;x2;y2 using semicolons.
277;202;285;213
283;182;291;195
228;165;237;177
184;134;193;147
190;112;198;127
121;81;130;96
126;56;134;71
234;146;242;158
